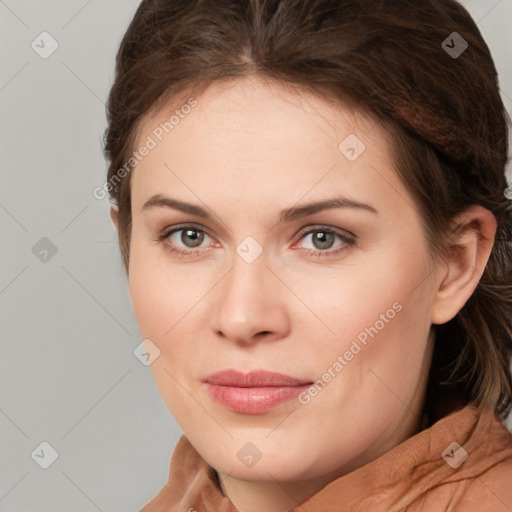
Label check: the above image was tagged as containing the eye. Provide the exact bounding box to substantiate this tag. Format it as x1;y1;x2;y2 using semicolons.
153;224;215;256
294;226;355;257
171;227;207;248
153;223;356;259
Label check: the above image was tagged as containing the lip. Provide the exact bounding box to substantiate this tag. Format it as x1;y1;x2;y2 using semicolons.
202;369;313;414
203;369;312;387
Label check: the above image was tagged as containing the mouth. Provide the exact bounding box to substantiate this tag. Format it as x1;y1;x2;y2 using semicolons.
202;369;313;414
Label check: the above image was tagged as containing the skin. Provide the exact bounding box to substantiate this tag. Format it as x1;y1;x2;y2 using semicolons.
110;76;496;512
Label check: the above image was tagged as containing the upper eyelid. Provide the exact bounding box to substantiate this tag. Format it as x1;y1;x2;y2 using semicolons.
295;224;355;240
164;223;214;239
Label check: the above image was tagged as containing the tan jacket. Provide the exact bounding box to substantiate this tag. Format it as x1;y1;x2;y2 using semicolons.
141;404;512;511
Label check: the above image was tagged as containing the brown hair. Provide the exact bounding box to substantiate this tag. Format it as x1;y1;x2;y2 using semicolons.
103;0;512;421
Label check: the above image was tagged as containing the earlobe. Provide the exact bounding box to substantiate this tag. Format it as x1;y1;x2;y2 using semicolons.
110;204;119;230
430;206;497;325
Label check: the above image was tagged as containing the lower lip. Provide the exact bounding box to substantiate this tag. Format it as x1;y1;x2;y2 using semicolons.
204;383;311;414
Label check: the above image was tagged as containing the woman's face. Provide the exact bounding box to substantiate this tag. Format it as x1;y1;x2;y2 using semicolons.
126;77;440;488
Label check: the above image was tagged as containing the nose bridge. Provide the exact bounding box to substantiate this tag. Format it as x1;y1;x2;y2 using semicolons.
222;242;270;315
211;240;289;343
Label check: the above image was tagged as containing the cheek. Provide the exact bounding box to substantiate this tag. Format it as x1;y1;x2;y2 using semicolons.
291;241;431;340
127;238;215;399
128;244;199;416
290;241;434;402
128;236;198;339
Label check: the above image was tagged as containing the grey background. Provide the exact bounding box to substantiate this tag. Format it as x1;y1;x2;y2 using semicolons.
1;1;511;511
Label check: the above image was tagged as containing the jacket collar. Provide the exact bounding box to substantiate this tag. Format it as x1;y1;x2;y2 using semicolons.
141;404;511;511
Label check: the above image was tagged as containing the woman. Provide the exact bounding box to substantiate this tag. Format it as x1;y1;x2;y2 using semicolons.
103;0;512;510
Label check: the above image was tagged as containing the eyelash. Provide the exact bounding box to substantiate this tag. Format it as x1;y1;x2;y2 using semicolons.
152;223;356;259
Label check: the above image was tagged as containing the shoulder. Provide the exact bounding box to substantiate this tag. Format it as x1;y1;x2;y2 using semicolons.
454;455;512;511
453;418;512;512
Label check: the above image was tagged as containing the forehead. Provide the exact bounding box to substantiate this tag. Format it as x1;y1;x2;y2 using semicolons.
134;76;380;149
129;76;402;215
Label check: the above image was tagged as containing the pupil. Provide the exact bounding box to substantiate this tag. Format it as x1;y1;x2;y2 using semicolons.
313;231;334;250
182;229;204;247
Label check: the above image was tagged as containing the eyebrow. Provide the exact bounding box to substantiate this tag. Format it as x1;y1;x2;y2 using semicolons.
140;194;378;222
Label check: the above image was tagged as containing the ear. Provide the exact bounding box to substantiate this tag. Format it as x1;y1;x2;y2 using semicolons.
431;205;497;325
110;204;119;231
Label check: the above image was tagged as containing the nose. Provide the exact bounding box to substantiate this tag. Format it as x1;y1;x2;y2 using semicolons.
210;247;291;346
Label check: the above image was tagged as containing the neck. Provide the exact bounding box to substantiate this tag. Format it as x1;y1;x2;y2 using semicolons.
216;470;340;512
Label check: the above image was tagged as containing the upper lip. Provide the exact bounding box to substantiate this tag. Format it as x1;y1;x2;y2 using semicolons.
203;369;312;387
